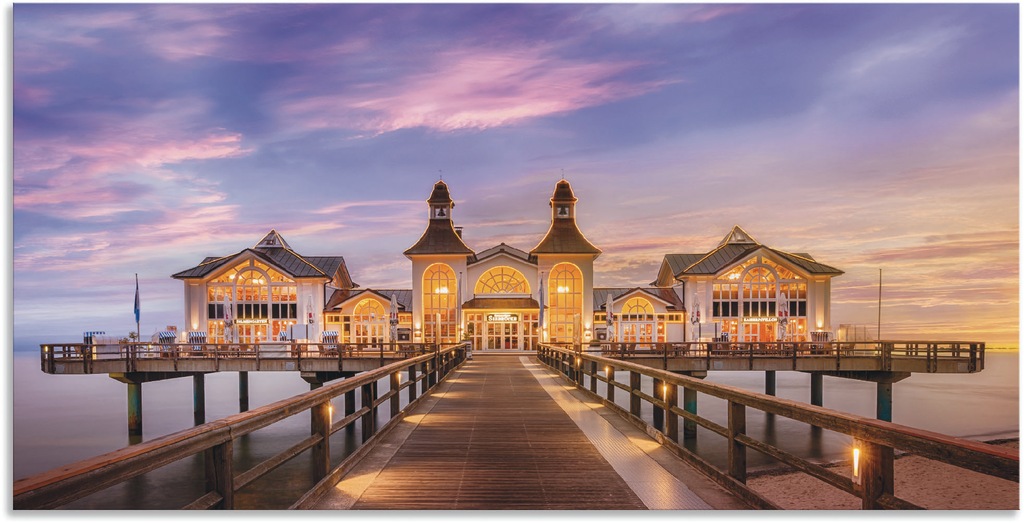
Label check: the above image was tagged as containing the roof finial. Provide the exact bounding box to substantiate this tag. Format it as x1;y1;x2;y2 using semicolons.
560;168;564;181
438;169;443;181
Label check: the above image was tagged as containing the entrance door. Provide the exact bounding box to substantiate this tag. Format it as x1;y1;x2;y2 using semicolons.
486;321;520;349
742;322;776;342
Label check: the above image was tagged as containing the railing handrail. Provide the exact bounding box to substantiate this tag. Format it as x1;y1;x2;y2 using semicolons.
537;343;1016;509
15;343;468;509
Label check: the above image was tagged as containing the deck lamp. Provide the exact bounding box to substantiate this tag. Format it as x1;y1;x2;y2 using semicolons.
852;445;862;485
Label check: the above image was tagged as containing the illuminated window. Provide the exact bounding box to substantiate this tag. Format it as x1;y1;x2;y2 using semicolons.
423;263;457;343
207;260;297;344
743;266;777;317
619;297;661;344
475;266;530;295
711;256;809;342
547;263;583;343
352;298;387;344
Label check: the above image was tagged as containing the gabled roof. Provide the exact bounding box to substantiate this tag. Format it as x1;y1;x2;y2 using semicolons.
530;219;601;255
593;287;684;311
659;226;843;280
326;288;413;312
172;230;351;283
404;219;474;255
470;243;536;265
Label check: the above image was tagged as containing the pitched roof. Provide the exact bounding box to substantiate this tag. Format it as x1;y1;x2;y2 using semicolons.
659;226;843;280
172;230;351;282
594;287;684;311
470;243;536;265
326;289;412;311
404;219;474;255
530;219;601;255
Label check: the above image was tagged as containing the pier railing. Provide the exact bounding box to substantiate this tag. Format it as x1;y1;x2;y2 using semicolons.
537;344;1016;510
15;343;469;510
39;341;440;374
573;340;984;373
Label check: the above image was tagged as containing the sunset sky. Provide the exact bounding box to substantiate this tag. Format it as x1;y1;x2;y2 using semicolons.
12;3;1019;347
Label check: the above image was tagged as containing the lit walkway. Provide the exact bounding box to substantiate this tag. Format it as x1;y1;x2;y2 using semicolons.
312;354;746;510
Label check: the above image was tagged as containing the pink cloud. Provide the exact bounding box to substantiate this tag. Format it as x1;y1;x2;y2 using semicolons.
276;45;677;133
15;98;251;219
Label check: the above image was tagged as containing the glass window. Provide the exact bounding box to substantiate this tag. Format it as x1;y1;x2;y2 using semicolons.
547;263;583;343
423;263;457;343
475;266;530;294
353;298;387;344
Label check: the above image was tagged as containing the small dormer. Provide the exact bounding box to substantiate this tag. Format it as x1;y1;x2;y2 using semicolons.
719;225;758;247
428;180;454;221
254;229;291;250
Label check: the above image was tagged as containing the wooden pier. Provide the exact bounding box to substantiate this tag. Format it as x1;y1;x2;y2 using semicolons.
13;343;1017;510
309;354;744;509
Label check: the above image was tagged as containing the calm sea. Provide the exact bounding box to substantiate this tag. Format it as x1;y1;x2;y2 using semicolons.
12;349;1019;509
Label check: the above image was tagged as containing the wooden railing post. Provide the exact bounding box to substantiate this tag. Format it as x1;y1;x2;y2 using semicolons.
728;400;746;483
856;439;893;509
653;377;665;432
361;383;375;443
204;440;234;509
629;371;641;418
666;381;678;442
606;365;615;403
311;400;331;480
390;371;401;419
589;360;597;393
408;363;418;403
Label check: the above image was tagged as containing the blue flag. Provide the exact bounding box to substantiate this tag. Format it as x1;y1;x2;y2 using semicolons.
134;274;140;324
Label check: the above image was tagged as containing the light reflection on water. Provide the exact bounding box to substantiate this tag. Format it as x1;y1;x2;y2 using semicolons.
13;351;1018;508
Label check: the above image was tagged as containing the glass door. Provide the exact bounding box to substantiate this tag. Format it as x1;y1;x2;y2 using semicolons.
503;322;519;349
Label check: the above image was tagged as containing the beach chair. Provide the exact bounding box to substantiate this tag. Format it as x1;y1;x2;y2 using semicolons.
321;331;339;357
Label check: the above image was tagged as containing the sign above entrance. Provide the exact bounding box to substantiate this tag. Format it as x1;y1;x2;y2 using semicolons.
743;317;778;323
236;318;269;325
486;313;519;323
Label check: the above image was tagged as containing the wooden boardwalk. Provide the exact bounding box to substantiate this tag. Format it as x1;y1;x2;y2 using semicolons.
312;354;745;510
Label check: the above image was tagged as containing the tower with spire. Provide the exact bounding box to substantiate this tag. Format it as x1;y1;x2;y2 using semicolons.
405;180;472;343
530;179;601;343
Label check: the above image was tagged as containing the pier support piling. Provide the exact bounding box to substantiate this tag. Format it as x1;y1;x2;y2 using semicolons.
876;382;893;422
680;371;705;439
238;371;249;412
193;374;206;426
683;387;697;439
127;382;142;436
765;370;776;396
810;372;823;407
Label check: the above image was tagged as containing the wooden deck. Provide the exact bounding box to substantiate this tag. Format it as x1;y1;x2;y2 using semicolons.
312;354;744;510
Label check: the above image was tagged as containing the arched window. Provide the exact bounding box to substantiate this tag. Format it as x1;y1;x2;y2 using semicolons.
619;297;656;344
475;266;530;295
422;263;457;343
621;297;654;321
742;266;777;317
547;262;583;343
353;298;387;344
207;260;298;344
713;256;809;342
